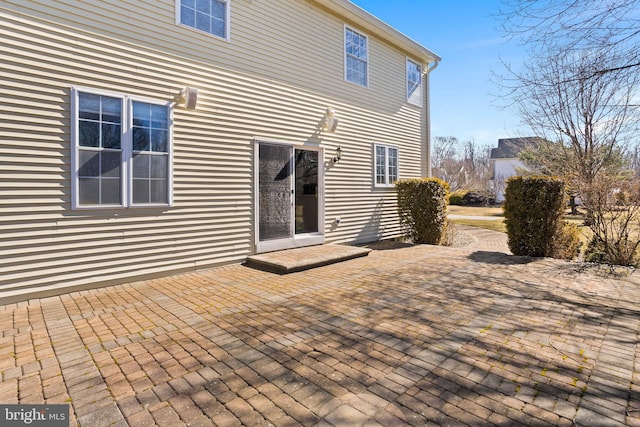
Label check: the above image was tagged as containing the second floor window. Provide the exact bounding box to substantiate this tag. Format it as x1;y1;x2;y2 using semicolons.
345;27;368;87
179;0;229;40
407;59;423;106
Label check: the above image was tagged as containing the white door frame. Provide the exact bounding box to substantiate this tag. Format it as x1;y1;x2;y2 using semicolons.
253;139;325;253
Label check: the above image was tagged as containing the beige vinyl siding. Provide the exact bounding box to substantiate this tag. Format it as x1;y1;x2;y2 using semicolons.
0;0;432;301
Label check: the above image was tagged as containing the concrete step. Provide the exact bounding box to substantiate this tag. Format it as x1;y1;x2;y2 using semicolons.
245;244;371;274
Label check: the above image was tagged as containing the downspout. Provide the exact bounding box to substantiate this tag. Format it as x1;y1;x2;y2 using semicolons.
424;59;440;177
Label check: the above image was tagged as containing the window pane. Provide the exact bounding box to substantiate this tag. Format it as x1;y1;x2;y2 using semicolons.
78;151;100;177
211;17;225;37
181;5;195;26
196;0;209;13
101;178;121;204
376;146;386;184
133;101;150;127
132;153;150;178
356;59;367;83
79;178;100;204
196;11;210;32
133;179;150;204
150;104;168;129
79;121;100;147
151;129;168;152
347;57;356;80
407;61;422;105
388;148;398;182
102;123;121;149
212;0;225;18
101;151;121;178
79;93;100;120
150;155;167;178
150;179;168;204
346;29;366;58
408;79;420;97
133;127;150;151
101;97;121;123
347;57;367;86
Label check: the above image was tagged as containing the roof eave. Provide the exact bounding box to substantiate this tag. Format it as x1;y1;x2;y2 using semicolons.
309;0;441;65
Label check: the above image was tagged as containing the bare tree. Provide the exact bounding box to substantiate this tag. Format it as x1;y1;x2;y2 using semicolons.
499;0;640;63
497;0;640;264
431;136;465;190
498;0;640;198
517;51;636;183
462;140;492;191
432;137;493;194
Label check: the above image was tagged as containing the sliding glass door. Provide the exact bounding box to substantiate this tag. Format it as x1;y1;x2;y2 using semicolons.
256;142;322;251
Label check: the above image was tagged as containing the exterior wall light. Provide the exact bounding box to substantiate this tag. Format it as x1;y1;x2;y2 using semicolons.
322;108;339;133
332;145;342;163
180;87;198;109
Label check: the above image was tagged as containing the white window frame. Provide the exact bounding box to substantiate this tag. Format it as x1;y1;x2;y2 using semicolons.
71;87;174;209
374;143;399;188
406;58;423;107
344;26;369;87
176;0;231;42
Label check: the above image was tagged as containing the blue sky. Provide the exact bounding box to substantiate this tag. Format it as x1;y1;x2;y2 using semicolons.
351;0;530;150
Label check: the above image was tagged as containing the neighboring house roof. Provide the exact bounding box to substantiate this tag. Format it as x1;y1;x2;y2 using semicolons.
490;137;544;159
312;0;441;65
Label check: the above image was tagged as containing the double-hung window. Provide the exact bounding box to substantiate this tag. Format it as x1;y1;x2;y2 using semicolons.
345;27;368;87
374;144;399;187
178;0;229;40
407;59;423;107
72;88;172;209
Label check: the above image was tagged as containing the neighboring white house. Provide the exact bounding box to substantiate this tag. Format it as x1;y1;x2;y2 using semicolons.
490;137;542;202
0;0;440;303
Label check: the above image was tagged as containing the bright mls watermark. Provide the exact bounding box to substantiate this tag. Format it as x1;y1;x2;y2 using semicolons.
1;405;69;426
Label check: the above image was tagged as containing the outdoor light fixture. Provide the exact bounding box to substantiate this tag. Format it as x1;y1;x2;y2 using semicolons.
180;86;198;109
332;145;342;163
322;108;339;133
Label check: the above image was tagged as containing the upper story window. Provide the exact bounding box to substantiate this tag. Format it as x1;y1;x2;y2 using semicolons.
374;144;399;187
72;88;173;209
345;27;368;87
178;0;229;40
407;59;423;107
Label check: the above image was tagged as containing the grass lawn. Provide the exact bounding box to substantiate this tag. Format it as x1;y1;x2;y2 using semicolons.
447;205;590;237
448;205;504;217
447;205;506;233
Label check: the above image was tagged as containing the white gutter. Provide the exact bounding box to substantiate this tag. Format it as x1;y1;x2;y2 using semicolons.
425;59;440;177
309;0;442;177
309;0;441;64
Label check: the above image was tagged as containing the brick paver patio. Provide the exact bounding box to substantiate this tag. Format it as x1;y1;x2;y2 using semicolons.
1;226;640;426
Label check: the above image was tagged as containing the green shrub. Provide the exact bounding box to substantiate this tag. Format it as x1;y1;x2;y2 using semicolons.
462;190;488;205
503;176;572;258
584;234;639;266
584;236;608;264
551;223;582;260
448;190;468;206
396;178;449;245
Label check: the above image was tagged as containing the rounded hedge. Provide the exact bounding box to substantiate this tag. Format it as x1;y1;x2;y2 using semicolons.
503;176;574;258
396;178;449;244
